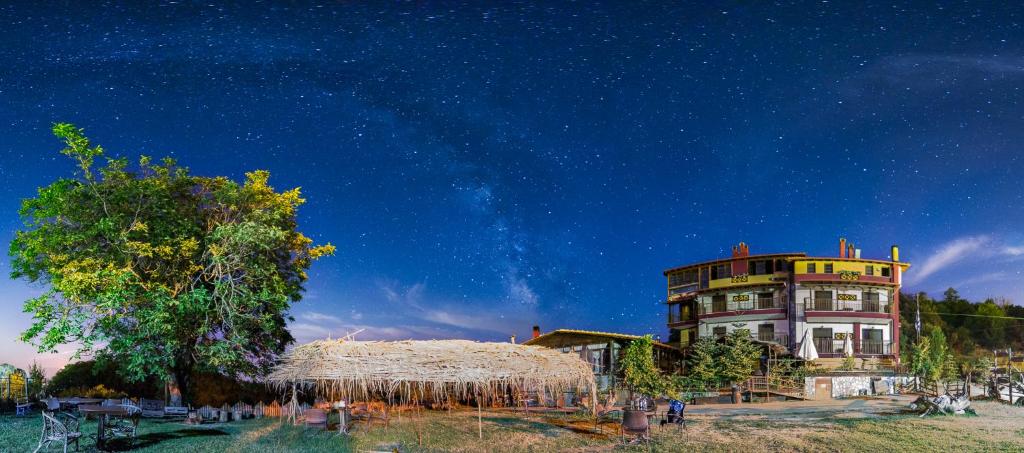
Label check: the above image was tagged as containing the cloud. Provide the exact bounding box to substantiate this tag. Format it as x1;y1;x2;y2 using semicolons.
908;235;990;284
296;311;342;324
855;55;1024;92
1002;246;1024;256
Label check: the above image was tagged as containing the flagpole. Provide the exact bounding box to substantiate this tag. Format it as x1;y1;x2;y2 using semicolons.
915;293;922;340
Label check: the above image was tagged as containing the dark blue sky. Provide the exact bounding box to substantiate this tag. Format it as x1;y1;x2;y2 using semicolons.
2;1;1023;372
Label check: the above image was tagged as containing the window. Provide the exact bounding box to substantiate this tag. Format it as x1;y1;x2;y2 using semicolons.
712;326;727;338
711;264;731;279
865;265;874;276
806;262;817;273
881;267;891;277
700;267;710;288
757;292;774;309
749;260;769;275
758;323;775;342
814;290;833;310
862;328;884;354
669;269;699;287
712;294;727;312
812;328;834;354
824;263;834;273
863;292;880;312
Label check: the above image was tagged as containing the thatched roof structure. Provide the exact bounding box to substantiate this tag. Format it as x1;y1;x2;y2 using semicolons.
267;339;596;404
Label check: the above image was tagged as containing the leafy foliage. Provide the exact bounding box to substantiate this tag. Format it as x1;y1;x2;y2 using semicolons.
718;329;762;384
908;327;959;382
684;336;720;388
27;361;45;400
620;335;671;402
10;124;334;402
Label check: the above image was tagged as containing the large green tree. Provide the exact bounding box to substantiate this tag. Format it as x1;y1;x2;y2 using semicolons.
9;124;334;404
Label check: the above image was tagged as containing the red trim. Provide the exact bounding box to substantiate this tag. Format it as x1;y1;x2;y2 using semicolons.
805;311;890;319
662;253;807;275
794;274;895;285
668;320;698;329
700;308;786;319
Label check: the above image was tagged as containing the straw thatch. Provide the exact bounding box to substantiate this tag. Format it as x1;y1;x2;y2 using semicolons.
267;339;596;405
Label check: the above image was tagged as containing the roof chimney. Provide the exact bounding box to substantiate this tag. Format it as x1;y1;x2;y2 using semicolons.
732;245;739;258
532;325;541;339
839;237;847;258
891;245;900;262
854;248;861;259
848;243;854;259
739;242;749;257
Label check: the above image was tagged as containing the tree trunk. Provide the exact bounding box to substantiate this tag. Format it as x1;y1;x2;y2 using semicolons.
167;369;190;407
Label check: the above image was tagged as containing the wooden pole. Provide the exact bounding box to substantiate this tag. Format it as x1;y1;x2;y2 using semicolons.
477;394;483;439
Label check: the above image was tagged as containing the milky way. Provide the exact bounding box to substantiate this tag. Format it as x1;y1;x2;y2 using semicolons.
1;2;1023;370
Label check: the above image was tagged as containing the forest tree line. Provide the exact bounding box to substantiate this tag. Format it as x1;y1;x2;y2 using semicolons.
899;288;1024;358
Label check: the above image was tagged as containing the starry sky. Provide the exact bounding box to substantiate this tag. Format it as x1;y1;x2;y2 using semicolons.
2;1;1023;373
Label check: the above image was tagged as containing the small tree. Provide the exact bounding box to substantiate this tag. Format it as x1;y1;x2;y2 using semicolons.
27;361;46;400
620;335;668;408
686;336;721;389
719;329;762;384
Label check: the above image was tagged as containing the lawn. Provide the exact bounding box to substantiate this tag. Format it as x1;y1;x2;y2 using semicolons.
2;401;1023;452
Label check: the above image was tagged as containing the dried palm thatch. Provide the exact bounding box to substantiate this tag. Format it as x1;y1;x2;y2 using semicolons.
267;339;596;406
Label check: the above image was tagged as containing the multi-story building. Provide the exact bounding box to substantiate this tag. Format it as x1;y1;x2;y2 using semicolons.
663;239;910;369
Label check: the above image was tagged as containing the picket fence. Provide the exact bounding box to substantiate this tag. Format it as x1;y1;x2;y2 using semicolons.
119;397;310;420
191;400;310;420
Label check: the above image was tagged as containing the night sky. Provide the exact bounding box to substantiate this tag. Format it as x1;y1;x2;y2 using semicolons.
2;1;1023;373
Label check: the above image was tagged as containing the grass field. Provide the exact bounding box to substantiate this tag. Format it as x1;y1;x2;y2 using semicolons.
2;400;1023;452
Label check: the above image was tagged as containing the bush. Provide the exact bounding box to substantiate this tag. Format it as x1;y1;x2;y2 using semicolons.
56;384;128;399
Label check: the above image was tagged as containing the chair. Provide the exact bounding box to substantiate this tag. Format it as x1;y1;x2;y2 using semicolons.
593;400;623;435
36;411;82;453
660;400;686;431
300;408;329;431
16;398;33;417
104;408;141;448
620;409;650;443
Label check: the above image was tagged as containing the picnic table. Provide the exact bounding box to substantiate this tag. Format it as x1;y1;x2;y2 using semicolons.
59;397;103;410
79;405;136;451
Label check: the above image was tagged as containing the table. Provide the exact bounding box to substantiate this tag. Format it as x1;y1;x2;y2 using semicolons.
60;397;103;408
78;405;134;451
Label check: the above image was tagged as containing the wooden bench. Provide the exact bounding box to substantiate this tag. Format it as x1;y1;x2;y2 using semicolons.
164;406;189;417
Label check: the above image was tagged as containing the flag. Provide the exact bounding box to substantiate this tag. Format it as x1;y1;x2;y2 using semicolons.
914;293;922;338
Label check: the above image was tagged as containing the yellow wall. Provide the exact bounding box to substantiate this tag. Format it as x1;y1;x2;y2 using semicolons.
793;259;890;276
708;273;775;289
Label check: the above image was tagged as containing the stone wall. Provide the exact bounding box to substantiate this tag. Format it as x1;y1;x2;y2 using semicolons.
804;375;914;399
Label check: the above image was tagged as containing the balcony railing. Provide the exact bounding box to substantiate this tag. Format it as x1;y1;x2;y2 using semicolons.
700;333;790;345
668;311;697;324
802;298;889;314
810;338;892;356
699;296;785;315
755;333;789;345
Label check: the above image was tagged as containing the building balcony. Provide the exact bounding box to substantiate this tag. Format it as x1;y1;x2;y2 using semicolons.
667;312;697;325
810;339;892;357
802;298;890;315
699;296;786;316
701;333;789;345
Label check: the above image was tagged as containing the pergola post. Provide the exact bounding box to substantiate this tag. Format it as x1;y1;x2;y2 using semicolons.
477;392;483;439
